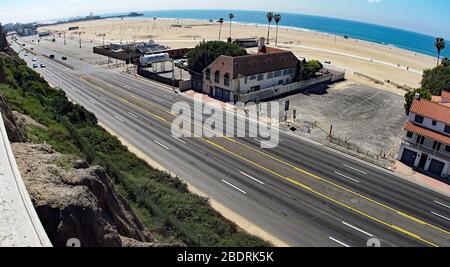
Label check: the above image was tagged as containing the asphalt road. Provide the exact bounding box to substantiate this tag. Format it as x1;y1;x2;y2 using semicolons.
10;37;450;247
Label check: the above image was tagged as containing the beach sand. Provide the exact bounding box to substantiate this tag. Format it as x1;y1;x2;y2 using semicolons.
41;18;438;94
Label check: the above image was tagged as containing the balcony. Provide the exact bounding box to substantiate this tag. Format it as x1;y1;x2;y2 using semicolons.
402;140;450;162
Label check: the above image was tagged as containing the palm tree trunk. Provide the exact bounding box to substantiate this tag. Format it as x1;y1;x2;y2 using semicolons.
219;24;222;40
275;23;279;46
437;51;441;66
267;22;271;44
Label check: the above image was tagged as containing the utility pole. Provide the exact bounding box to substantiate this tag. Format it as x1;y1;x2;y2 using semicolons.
64;32;66;45
79;32;81;48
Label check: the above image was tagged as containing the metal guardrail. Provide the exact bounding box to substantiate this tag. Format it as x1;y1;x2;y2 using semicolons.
0;112;52;247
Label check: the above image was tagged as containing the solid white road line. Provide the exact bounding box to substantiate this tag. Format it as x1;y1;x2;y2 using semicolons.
131;95;145;101
431;211;450;221
329;237;350;247
334;171;360;183
154;140;170;150
113;115;124;123
434;201;450;209
221;180;247;195
343;164;368;175
172;136;187;144
342;222;373;237
240;171;265;185
127;112;138;119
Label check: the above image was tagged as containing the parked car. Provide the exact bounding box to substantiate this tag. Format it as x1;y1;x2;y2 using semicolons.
62;56;67;60
40;64;46;68
49;54;55;59
33;64;38;68
32;58;37;62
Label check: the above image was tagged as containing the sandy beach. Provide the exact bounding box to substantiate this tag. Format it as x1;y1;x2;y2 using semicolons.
40;18;438;94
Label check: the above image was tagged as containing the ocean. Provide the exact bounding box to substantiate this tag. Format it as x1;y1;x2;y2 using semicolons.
102;9;449;58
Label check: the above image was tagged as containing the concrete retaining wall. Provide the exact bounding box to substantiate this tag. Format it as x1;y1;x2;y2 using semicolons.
0;112;52;247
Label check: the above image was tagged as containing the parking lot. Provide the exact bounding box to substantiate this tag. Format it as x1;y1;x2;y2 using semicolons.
279;82;408;165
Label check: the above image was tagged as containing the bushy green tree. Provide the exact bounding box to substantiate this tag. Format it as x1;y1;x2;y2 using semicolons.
299;59;323;80
421;64;450;96
404;88;432;115
186;41;247;74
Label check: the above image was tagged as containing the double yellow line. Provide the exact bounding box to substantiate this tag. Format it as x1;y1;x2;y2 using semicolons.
79;76;449;247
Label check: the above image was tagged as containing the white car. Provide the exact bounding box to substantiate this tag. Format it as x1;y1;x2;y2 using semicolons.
32;58;37;62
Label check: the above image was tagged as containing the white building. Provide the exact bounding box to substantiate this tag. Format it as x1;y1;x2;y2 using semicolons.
203;48;299;102
398;92;450;178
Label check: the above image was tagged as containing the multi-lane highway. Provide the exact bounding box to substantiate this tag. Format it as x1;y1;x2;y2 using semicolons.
10;37;450;247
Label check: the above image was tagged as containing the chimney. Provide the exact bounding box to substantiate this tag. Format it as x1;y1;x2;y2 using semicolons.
414;93;421;100
258;37;266;53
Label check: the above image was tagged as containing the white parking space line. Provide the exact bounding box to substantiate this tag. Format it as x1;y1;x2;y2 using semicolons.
434;201;450;209
154;140;170;150
127;112;138;119
329;237;350;247
171;136;187;144
113;115;124;123
342;222;373;237
89;99;97;104
99;96;107;101
334;172;360;183
240;171;265;185
221;180;247;195
431;212;450;221
343;164;368;175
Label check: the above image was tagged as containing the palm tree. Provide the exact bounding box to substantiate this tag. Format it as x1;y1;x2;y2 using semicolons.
228;13;234;40
218;18;224;40
435;37;446;66
266;12;274;44
274;14;282;46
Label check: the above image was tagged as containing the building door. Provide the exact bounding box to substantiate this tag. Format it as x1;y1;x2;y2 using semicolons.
429;159;445;176
401;149;417;167
418;154;428;169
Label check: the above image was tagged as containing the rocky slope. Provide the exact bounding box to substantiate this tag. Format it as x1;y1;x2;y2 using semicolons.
12;142;159;247
1;90;160;247
0;94;27;142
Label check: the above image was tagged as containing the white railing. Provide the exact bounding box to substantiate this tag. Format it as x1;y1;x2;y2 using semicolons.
0;112;52;247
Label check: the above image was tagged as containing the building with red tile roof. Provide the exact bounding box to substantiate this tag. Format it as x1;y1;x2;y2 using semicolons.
398;91;450;178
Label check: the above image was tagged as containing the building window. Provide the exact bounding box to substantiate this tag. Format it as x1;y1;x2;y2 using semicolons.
432;120;437;126
267;72;274;79
283;69;289;75
414;115;424;124
250;75;256;80
205;68;211;81
214;71;220;83
278;80;284;85
244;77;248;84
224;73;230;86
433;141;441;150
406;131;413;138
274;71;282;77
250;85;261;92
446;145;450;153
416;135;425;144
445;125;450;134
257;74;264;81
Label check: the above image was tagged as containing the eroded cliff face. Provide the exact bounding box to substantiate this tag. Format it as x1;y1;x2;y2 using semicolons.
12;142;159;247
0;94;27;142
0;26;8;53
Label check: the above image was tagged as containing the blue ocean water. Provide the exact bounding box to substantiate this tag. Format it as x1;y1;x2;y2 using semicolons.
103;9;450;58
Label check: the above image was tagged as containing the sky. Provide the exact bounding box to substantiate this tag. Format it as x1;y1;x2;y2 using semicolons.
0;0;449;39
